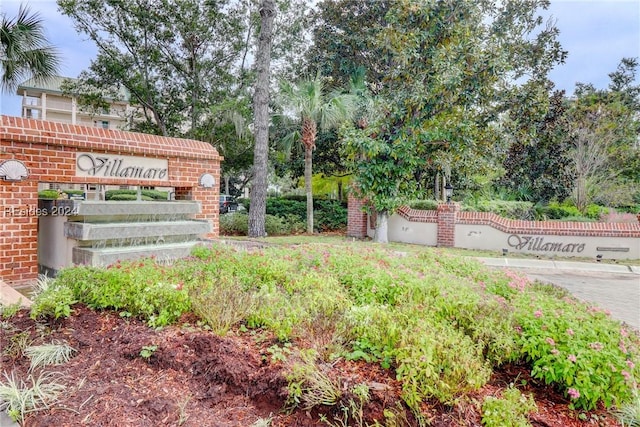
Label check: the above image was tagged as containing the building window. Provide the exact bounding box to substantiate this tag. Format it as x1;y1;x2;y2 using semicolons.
25;108;40;119
94;120;109;129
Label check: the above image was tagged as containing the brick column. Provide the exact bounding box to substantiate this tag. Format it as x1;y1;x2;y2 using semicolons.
437;202;459;247
347;193;368;238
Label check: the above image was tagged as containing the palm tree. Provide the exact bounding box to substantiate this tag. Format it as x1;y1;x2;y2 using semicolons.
1;4;61;93
278;75;355;233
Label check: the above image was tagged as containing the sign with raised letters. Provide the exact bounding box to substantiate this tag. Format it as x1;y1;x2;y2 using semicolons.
76;152;168;180
507;234;586;253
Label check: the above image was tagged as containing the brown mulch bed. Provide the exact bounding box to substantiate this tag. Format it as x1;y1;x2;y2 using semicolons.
0;305;622;426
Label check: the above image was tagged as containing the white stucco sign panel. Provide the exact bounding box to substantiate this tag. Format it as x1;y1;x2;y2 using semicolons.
76;152;168;181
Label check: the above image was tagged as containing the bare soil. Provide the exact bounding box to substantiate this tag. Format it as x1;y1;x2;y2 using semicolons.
1;305;622;426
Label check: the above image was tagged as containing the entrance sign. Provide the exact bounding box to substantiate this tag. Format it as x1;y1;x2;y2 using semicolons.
76;152;168;180
507;234;586;254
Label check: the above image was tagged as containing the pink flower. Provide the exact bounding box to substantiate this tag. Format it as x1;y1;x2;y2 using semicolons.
567;354;577;363
622;371;631;381
627;360;635;369
567;388;580;400
551;349;560;355
621;329;629;338
534;310;543;318
620;341;628;354
589;342;604;351
566;329;574;336
546;337;556;346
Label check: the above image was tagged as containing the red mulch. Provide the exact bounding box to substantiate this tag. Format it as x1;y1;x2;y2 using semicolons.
0;305;622;426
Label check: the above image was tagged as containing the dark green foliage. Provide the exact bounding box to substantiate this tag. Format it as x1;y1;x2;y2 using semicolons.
313;199;347;231
267;198;307;219
408;200;439;210
221;197;346;234
501;87;575;203
37;190;61;200
219;212;305;236
539;201;581;220
466;200;537;220
105;189;168;201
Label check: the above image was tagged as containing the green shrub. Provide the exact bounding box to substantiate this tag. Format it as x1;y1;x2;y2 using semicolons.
107;194;154;201
30;282;76;320
267;198;306;218
542;201;582;219
37;190;60;200
219;212;306;236
266;214;306;235
467;200;536;220
313;199;347;231
105;189;168;200
408;199;438;210
584;204;609;220
220;212;249;235
482;386;537;427
514;286;639;410
33;260;191;327
240;197;347;232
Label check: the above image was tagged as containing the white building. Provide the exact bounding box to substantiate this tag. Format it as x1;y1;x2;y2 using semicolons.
17;76;131;130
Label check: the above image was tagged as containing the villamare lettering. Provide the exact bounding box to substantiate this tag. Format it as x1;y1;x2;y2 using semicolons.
76;153;168;180
507;234;585;253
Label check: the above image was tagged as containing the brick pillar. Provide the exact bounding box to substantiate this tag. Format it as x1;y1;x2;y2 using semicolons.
347;193;368;238
437;202;459;247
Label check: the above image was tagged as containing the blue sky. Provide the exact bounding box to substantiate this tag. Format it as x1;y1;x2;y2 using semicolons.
1;0;639;117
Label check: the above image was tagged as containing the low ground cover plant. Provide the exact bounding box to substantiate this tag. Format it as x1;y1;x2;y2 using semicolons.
27;242;640;420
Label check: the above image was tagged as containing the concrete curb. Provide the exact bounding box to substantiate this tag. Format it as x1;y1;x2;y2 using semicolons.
475;257;639;275
0;279;32;308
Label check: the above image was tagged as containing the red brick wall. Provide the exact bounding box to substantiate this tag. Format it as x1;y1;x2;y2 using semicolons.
0;116;221;286
347;193;368;238
436;203;459;247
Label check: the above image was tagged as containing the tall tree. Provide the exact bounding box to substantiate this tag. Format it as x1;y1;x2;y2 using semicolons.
567;58;640;210
500;81;574;202
342;0;566;242
305;0;392;90
278;75;354;233
58;0;246;137
0;4;61;92
248;0;276;238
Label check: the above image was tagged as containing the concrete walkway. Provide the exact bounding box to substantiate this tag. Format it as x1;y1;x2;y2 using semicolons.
476;257;640;275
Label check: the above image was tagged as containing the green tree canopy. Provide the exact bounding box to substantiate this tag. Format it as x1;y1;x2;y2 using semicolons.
340;0;566;242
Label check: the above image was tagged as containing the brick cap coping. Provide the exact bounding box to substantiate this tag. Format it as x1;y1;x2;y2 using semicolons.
396;206;640;238
1;115;221;160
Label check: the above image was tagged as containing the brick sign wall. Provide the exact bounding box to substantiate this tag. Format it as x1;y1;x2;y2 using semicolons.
0;116;221;286
348;201;640;259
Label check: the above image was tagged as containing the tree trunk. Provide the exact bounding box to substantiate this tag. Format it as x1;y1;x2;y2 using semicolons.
305;145;314;234
373;210;389;243
248;0;275;238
